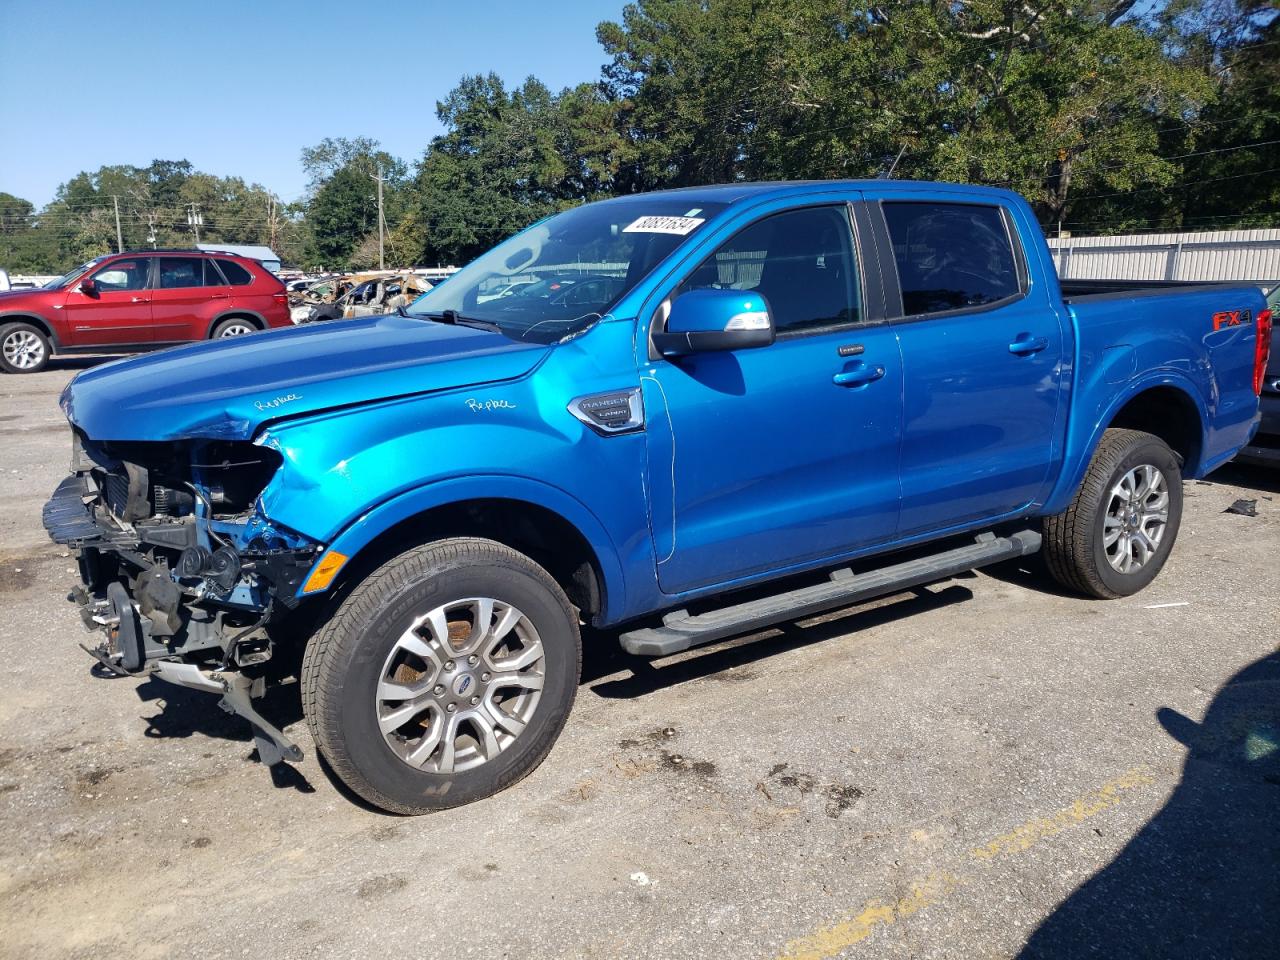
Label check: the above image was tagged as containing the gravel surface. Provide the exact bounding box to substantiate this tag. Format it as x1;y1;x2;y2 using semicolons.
1;361;1277;960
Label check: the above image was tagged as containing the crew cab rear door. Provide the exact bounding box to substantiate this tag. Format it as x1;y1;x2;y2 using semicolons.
641;195;905;595
870;194;1068;536
61;256;155;347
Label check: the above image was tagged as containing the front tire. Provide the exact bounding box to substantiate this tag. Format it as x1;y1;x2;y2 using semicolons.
0;322;51;373
301;538;581;814
1044;428;1184;598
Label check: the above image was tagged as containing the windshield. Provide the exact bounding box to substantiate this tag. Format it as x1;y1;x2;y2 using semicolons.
44;257;108;289
406;196;726;343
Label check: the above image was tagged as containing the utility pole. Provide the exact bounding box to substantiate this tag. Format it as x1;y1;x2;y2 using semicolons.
370;169;386;270
186;202;203;244
266;194;280;251
110;195;124;252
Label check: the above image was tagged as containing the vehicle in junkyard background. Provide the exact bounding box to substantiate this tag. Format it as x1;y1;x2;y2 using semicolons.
288;271;434;324
0;250;291;374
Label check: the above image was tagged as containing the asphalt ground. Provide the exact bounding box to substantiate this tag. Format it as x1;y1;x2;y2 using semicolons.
1;359;1277;960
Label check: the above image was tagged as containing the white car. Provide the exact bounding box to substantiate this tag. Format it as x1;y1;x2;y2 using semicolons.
476;278;537;303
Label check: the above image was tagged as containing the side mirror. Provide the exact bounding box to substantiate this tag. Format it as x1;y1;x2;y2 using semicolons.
78;278;97;296
652;288;775;358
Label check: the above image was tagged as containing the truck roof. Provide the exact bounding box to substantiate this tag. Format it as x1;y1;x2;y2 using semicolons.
627;178;1025;207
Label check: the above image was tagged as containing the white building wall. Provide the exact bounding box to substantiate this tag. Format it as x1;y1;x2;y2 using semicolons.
1046;229;1280;282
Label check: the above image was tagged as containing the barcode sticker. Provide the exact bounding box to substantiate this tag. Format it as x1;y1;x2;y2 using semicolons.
623;215;706;236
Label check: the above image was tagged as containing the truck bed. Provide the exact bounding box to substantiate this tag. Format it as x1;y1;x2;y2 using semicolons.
1059;277;1273;301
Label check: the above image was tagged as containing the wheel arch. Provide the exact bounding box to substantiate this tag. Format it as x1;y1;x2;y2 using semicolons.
1045;375;1209;514
1105;384;1205;472
207;310;266;338
297;480;628;627
0;312;61;350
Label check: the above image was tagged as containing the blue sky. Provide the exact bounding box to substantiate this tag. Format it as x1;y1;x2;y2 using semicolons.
0;0;627;207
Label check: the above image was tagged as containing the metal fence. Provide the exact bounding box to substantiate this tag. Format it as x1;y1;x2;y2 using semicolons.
1046;229;1280;283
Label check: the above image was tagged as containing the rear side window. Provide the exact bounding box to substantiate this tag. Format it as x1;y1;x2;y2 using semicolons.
883;202;1021;316
157;257;205;289
216;259;254;285
203;260;228;286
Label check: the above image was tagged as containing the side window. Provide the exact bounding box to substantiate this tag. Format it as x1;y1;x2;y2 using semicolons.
883;202;1021;316
216;259;253;286
156;257;205;289
91;258;151;291
203;260;228;286
677;205;861;335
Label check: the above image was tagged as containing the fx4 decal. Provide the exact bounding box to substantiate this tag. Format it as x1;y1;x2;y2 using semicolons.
1212;309;1251;331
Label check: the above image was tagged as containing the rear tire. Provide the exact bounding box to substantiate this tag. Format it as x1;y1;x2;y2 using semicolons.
1044;428;1183;599
0;322;51;373
211;317;258;339
301;538;581;814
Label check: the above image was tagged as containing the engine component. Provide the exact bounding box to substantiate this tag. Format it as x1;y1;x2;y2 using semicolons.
177;545;213;578
136;564;184;636
209;547;241;593
152;484;194;516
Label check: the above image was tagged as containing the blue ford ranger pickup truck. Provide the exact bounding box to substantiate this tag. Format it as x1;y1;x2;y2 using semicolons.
45;181;1271;813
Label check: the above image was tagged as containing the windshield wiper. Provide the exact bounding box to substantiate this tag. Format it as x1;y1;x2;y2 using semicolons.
411;309;502;333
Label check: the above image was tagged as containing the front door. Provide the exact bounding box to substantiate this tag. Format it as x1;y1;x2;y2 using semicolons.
877;199;1068;536
62;257;155;347
642;202;904;595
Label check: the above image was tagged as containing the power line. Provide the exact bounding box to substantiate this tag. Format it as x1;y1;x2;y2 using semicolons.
1068;163;1280;201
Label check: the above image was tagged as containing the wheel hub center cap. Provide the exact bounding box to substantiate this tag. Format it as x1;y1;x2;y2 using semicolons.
451;672;476;697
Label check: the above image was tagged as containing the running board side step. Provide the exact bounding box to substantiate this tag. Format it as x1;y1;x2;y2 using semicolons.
619;529;1041;657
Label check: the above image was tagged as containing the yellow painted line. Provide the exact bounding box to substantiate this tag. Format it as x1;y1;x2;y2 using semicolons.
777;874;958;960
970;765;1155;861
772;766;1156;960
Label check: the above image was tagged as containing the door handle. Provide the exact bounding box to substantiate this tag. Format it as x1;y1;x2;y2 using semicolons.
210;292;231;299
1008;335;1049;355
833;363;886;388
130;297;150;304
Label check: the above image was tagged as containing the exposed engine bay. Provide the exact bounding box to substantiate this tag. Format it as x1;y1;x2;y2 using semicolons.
43;429;321;764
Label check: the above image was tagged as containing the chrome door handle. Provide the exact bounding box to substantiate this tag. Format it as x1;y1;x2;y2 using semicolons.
130;297;150;304
1008;335;1048;355
833;364;886;387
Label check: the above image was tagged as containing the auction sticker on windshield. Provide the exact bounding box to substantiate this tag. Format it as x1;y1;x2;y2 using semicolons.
623;215;706;235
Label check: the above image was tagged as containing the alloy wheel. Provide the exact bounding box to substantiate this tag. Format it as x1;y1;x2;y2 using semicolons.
2;330;45;370
375;597;545;774
1103;464;1170;573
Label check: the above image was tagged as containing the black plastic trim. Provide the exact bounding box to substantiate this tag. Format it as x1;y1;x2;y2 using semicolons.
620;529;1043;656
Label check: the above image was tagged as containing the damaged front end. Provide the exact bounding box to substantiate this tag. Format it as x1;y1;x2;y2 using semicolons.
43;428;320;765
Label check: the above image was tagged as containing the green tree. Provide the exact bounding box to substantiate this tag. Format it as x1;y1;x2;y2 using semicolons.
300;137;409;268
399;74;623;265
597;0;1217;230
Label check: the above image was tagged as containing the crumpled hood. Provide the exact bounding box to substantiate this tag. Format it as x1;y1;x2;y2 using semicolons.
62;313;549;441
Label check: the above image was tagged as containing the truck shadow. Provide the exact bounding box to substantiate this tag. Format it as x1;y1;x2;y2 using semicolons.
1200;461;1280;495
1018;647;1280;959
49;355;117;372
584;582;974;696
121;584;972;797
132;665;316;794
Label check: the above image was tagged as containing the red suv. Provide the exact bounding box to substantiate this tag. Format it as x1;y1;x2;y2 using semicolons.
0;250;290;373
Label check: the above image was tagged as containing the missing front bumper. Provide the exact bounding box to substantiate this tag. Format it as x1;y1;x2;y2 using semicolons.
149;662;303;766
